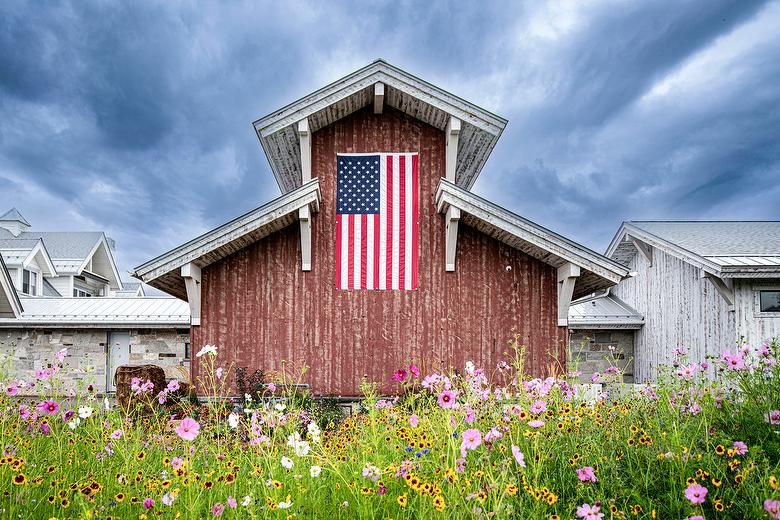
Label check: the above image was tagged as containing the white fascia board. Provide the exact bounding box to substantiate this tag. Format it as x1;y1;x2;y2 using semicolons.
0;256;22;317
23;240;58;277
434;179;628;284
76;235;122;290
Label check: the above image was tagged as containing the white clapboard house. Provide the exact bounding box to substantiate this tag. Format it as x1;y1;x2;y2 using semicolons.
606;221;780;381
0;208;190;394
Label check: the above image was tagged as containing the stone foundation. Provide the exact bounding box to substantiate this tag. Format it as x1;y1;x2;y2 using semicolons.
568;329;635;383
0;328;189;395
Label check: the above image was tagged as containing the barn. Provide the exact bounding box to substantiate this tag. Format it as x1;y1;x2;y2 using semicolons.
133;60;629;396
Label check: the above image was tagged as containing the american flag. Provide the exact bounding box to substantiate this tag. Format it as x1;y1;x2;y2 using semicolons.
335;153;418;290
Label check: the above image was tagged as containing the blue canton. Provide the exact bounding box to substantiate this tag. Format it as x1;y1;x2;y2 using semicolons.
336;155;381;214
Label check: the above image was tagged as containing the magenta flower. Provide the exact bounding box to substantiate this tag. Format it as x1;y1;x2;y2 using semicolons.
54;348;67;362
175;417;201;441
409;364;420;378
211;503;224;516
19;405;31;421
766;410;780;425
684;483;708;505
5;383;18;396
167;379;180;392
687;516;705;520
36;400;59;416
460;428;482;452
511;445;526;467
143;498;154;509
530;400;547;415
409;414;419;427
61;409;75;422
576;503;604;520
528;420;545;428
392;369;407;382
576;466;598;483
111;429;123;440
764;499;780;520
437;390;456;409
733;441;748;455
722;351;745;370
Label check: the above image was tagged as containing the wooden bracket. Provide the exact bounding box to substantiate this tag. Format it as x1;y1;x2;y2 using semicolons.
373;82;385;114
701;270;735;310
445;206;460;271
299;206;312;271
297;118;311;183
557;262;581;326
445;117;461;182
627;235;653;267
181;263;202;326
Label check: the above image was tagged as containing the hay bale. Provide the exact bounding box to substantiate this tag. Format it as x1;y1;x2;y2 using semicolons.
114;364;166;413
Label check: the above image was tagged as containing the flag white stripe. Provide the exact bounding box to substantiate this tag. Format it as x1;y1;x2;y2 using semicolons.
366;216;374;289
391;154;400;290
378;157;387;290
353;215;361;290
404;154;413;290
340;216;349;289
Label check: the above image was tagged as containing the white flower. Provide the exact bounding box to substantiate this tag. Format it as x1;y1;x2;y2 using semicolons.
67;418;81;429
103;397;111;411
287;432;310;457
278;500;292;509
342;501;349;508
241;496;252;507
310;465;321;478
274;403;286;412
77;406;93;419
281;456;294;469
244;393;253;402
307;421;321;442
228;413;240;429
465;361;475;375
195;344;217;358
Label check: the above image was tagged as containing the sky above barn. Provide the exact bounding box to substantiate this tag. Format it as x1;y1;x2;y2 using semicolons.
1;1;779;280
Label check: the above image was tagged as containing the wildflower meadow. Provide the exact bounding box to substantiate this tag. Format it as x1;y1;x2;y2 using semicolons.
2;338;780;519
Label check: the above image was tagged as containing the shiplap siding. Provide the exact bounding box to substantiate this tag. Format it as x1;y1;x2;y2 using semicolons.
611;247;736;381
734;280;780;344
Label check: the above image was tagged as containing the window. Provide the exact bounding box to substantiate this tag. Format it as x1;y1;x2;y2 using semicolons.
184;341;191;361
22;269;37;295
760;291;780;313
73;288;93;298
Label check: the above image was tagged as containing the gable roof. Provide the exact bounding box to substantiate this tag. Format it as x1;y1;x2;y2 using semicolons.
435;179;629;299
0;208;30;226
607;221;780;278
253;59;507;193
0;237;58;275
0;297;189;328
0;255;22;318
132;179;322;299
568;292;644;329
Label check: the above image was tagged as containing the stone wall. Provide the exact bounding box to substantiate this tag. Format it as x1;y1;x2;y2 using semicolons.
0;328;189;395
568;329;636;383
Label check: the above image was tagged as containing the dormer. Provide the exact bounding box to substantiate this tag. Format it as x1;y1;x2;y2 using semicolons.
0;208;31;237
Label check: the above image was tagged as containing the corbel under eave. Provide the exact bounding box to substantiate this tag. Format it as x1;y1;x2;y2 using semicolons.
557;262;581;327
445;206;460;272
700;269;735;310
181;262;202;326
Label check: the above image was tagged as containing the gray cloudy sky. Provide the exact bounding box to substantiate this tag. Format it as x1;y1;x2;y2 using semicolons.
1;0;779;280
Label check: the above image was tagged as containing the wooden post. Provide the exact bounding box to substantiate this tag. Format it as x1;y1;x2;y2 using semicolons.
298;119;311;183
445;117;461;182
181;263;201;326
557;262;581;326
373;82;384;114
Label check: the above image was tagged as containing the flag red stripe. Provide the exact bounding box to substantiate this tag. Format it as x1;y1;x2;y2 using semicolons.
360;214;367;289
398;155;406;289
385;155;393;290
347;214;354;289
411;154;418;289
373;213;380;290
335;214;342;289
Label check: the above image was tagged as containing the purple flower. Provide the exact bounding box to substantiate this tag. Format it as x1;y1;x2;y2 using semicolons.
576;466;598;483
143;498;154;509
392;369;407;382
5;383;18;396
167;379;180;392
733;441;748;455
61;409;75;422
212;503;224;516
764;499;780;520
684;483;708;505
36;400;59;416
437;390;456;409
530;400;547;415
576;503;604;520
511;445;526;467
766;410;780;425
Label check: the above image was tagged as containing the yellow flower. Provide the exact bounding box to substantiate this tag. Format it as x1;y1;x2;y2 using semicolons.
397;494;407;507
770;475;779;490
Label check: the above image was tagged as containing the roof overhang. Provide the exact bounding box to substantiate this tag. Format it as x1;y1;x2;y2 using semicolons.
21;240;58;277
435;179;629;299
132;179;322;299
253;59;507;193
0;255;22;318
568;292;644;329
77;235;122;290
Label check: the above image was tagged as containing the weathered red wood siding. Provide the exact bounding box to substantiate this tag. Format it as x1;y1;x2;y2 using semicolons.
192;107;566;396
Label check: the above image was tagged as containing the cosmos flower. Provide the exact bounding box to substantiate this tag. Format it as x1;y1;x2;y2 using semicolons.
281;456;294;469
310;465;322;477
111;429;123;440
576;466;598;483
211;503;224;516
766;410;780;425
685;483;708;505
37;400;59;416
576;503;604;520
196;344;218;358
511;445;526;468
228;413;240;429
528;420;545;428
175;418;201;441
733;441;748;455
764;499;780;520
460;429;482;452
77;406;93;419
167;379;180;392
438;390;456;409
162;492;175;506
393;369;407;382
410;414;419;427
143;498;154;509
227;496;237;508
5;383;18;396
530;400;547;415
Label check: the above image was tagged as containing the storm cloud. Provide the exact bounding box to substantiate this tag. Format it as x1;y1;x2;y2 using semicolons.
1;0;778;277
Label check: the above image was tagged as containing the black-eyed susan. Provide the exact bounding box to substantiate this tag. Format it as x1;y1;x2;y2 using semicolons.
397;494;407;507
12;473;26;485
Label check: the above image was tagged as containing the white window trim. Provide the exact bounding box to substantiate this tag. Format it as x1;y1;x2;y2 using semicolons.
21;267;40;296
753;284;780;318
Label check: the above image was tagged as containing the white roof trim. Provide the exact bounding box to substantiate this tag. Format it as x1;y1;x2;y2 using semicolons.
0;256;22;318
75;235;122;290
435;179;628;288
22;240;58;277
132;179;322;296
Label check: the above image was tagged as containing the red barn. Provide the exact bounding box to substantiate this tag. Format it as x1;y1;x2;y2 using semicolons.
133;60;628;396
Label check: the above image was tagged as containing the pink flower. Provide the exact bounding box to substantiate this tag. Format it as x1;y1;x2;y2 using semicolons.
392;369;407;382
175;417;201;441
227;496;237;508
684;483;708;505
764;499;780;520
162;492;175;506
733;441;748;455
576;466;598;483
143;498;154;509
111;429;123;440
409;414;419;427
676;364;697;378
530;400;547;415
54;348;67;362
61;409;75;422
5;383;18;396
687;516;705;520
267;382;276;392
460;429;482;452
409;364;420;378
157;391;168;405
591;372;600;383
511;445;526;467
167;379;180;392
36;400;59;416
171;457;184;469
216;367;223;380
576;503;604;520
211;503;224;516
19;405;31;421
437;390;456;409
766;410;780;425
528;420;545;428
722;351;745;370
